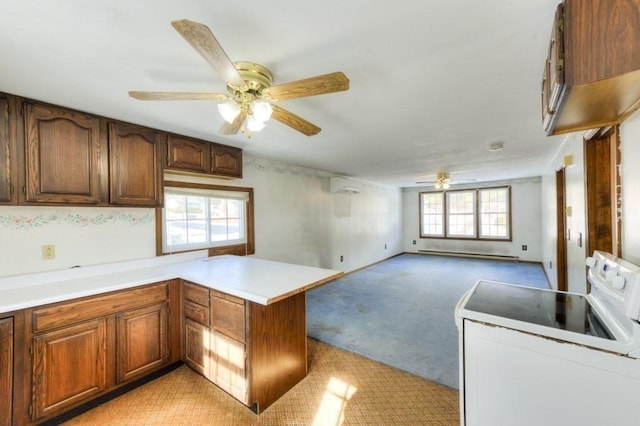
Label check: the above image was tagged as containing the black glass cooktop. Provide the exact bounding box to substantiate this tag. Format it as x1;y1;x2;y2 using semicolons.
464;281;614;340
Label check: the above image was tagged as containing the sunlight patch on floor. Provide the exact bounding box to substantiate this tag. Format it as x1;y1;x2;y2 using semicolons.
312;377;357;426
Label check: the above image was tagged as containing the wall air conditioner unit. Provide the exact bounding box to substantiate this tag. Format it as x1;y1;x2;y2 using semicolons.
330;177;361;194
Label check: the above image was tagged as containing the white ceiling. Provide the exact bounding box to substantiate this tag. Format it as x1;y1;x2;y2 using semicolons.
0;0;567;188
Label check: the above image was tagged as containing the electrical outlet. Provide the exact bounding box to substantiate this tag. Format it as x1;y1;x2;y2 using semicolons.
522;245;528;251
413;240;416;245
340;255;344;262
42;244;56;260
385;244;387;249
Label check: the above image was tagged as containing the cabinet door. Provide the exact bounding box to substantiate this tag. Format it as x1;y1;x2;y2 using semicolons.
184;318;211;377
32;318;107;421
211;143;242;178
116;302;169;383
166;134;210;173
0;318;13;426
23;102;105;204
108;121;163;206
0;95;16;204
212;331;247;403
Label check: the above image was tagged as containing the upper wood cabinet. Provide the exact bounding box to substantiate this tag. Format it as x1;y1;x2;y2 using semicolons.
542;0;640;135
165;133;243;179
22;101;106;204
0;95;17;204
108;121;164;206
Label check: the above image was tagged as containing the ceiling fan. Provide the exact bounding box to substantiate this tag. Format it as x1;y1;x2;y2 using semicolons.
416;172;476;189
128;19;350;137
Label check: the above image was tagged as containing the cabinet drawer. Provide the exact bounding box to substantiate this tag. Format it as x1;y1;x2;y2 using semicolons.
211;291;245;343
184;282;210;307
184;300;210;326
32;282;168;333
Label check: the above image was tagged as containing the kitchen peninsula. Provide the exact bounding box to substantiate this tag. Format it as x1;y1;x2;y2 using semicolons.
0;252;343;424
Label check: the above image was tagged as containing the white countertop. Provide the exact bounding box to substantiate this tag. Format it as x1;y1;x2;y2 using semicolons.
0;252;344;313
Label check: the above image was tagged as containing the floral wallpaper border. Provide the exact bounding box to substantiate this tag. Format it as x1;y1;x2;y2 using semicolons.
0;209;154;230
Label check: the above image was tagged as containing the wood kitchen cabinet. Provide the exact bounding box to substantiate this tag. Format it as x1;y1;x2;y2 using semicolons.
165;133;243;178
26;281;175;423
116;302;169;383
32;318;108;420
0;317;14;426
21;100;107;204
108;121;164;206
542;0;640;135
182;281;306;413
0;94;17;204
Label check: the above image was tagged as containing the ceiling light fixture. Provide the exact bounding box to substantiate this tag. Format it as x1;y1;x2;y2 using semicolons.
489;142;504;152
434;172;451;190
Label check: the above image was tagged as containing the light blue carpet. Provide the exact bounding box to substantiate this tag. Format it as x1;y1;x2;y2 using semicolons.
306;254;550;389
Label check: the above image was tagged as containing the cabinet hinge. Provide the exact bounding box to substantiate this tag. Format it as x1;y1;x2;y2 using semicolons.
22;185;26;194
557;58;564;72
29;345;33;355
28;404;33;416
9;183;13;194
557;17;564;33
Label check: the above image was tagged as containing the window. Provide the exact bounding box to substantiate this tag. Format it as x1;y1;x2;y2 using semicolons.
419;186;511;240
159;181;254;255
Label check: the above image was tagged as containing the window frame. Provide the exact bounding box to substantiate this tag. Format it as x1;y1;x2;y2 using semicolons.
156;180;255;256
419;185;512;241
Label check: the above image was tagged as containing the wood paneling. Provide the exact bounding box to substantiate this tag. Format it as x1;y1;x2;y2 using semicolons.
248;292;307;412
0;317;13;426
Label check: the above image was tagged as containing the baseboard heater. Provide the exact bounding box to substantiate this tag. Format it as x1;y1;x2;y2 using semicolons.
417;249;519;262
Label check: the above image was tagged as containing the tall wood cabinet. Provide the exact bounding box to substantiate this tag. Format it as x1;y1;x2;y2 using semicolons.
22;101;106;204
0;317;13;426
108;121;164;206
0;95;17;204
542;0;640;135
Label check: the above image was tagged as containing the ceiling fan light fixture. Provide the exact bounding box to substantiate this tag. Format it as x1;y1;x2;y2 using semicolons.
218;100;241;123
251;100;273;122
246;114;266;132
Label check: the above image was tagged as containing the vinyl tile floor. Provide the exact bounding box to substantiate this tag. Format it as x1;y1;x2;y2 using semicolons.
63;338;459;425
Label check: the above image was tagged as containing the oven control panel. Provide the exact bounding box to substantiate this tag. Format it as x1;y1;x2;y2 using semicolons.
587;251;640;322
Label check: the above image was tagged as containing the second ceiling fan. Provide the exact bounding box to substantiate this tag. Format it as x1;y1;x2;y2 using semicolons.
129;19;350;136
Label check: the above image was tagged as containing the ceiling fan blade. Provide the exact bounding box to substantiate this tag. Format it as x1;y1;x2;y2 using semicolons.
270;105;321;136
219;110;247;135
171;19;246;89
128;91;229;101
263;72;349;101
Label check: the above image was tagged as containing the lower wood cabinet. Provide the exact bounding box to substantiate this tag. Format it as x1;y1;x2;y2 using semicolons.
182;281;306;413
25;281;176;423
32;318;108;420
116;302;169;383
0;317;14;426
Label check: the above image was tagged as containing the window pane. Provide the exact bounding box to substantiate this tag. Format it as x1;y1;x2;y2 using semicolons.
164;189;247;251
420;192;444;236
479;188;509;238
447;191;475;237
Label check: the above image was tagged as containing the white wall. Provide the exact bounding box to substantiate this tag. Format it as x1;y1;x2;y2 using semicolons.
540;111;640;292
401;177;543;262
169;156;403;272
0;155;402;277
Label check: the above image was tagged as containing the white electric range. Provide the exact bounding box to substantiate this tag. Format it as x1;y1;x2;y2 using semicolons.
456;251;640;426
